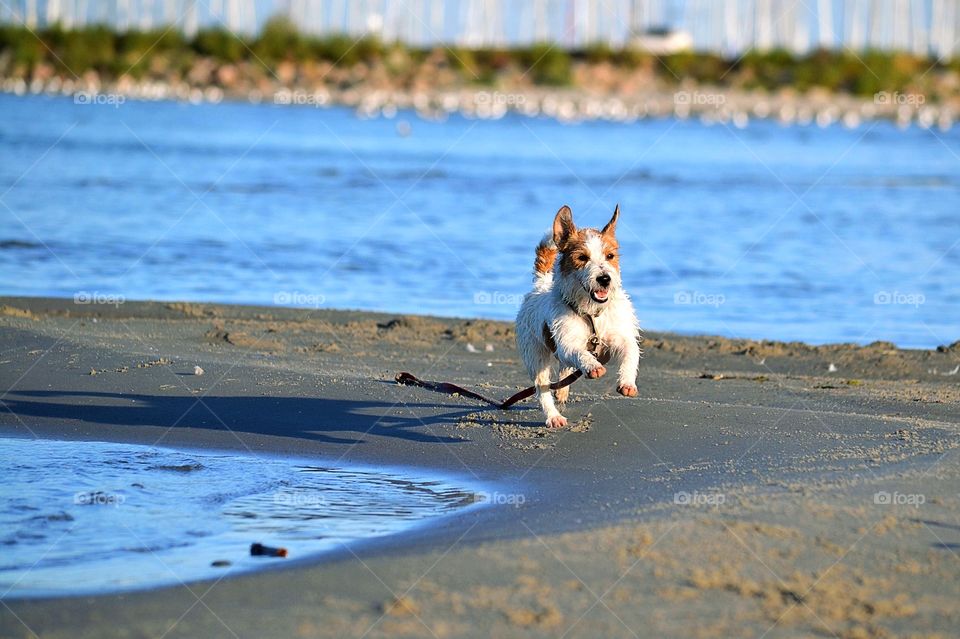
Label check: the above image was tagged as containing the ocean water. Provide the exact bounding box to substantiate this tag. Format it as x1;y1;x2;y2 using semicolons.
0;437;481;597
0;94;957;348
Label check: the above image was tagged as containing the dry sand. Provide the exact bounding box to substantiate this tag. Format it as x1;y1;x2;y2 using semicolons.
0;296;958;638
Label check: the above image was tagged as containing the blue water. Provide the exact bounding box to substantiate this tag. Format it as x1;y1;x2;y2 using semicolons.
0;437;481;597
0;94;957;348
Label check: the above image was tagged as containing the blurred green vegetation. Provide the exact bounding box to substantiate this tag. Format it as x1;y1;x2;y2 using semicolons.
0;21;945;96
519;43;572;85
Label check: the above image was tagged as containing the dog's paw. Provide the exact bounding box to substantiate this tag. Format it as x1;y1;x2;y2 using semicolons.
617;384;638;397
585;365;606;379
545;415;568;429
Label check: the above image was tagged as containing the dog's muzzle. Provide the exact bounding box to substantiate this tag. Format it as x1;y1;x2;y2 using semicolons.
591;273;611;303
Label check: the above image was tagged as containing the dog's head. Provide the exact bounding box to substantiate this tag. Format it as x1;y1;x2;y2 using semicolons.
552;204;622;313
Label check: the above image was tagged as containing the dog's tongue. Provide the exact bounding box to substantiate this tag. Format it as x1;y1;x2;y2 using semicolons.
594;289;608;300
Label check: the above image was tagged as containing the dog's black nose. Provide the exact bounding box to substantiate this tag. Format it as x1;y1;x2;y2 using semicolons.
596;273;611;287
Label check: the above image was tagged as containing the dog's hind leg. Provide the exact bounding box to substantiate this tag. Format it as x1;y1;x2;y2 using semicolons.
516;310;566;427
536;365;567;428
554;366;575;405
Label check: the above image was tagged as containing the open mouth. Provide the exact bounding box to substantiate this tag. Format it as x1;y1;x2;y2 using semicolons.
590;288;609;303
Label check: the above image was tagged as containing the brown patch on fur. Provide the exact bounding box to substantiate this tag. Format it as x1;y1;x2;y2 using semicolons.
553;204;621;274
534;241;557;274
602;235;620;271
558;229;594;275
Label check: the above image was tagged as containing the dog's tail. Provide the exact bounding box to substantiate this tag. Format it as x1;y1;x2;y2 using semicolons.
532;233;556;291
533;233;557;281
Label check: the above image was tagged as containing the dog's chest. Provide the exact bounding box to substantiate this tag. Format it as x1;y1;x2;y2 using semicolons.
593;306;634;346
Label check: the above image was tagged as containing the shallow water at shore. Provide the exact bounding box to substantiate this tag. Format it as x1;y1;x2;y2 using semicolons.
0;94;957;347
0;437;480;597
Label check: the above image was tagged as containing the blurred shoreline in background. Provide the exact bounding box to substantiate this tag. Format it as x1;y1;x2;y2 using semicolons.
1;14;958;128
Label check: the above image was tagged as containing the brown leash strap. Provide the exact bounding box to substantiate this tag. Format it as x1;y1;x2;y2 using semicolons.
394;370;584;410
396;307;605;410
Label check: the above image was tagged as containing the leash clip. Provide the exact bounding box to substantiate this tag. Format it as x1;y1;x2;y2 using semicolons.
588;334;603;357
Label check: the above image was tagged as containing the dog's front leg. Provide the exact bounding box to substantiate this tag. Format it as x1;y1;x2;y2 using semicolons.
613;333;641;396
553;329;606;379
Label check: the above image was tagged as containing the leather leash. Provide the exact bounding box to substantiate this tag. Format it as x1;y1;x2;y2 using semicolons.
395;310;606;410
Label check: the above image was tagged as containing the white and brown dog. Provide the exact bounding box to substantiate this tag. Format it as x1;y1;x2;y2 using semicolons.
516;204;641;428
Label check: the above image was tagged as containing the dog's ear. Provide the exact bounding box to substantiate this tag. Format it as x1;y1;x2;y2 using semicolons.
552;205;576;249
602;204;620;237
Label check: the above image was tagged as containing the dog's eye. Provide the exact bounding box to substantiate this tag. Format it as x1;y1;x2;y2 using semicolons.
577;254;589;263
606;253;615;260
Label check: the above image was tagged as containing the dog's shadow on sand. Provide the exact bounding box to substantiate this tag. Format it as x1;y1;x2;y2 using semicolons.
4;389;539;445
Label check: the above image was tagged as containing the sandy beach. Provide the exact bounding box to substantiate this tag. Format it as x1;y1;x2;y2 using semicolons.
1;296;958;638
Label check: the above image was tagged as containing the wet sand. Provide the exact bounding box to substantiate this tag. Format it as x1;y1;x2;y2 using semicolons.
1;296;958;638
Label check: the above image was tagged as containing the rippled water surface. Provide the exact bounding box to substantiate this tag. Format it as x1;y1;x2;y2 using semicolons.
0;94;957;347
0;437;480;597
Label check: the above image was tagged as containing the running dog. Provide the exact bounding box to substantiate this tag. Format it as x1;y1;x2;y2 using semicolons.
515;204;641;428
